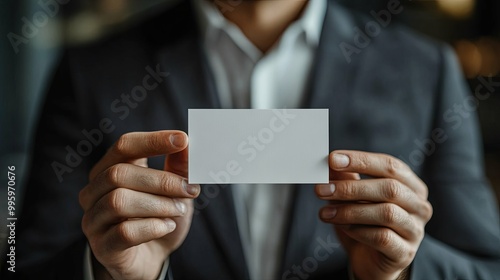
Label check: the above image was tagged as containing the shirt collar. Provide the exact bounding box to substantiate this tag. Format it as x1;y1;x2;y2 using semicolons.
194;0;227;36
301;0;327;46
193;0;327;49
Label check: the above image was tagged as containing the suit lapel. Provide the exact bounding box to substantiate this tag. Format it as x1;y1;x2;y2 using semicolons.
281;185;324;270
199;185;249;279
154;4;247;278
157;36;220;132
305;0;361;128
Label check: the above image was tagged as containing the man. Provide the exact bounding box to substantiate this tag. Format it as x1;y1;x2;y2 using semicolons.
5;0;500;279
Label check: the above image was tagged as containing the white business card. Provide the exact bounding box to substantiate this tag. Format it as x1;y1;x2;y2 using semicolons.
188;109;329;184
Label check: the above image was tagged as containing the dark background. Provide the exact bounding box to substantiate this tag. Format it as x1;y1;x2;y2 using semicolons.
1;0;499;263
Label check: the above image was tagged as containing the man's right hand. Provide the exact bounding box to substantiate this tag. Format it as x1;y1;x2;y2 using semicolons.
79;131;200;280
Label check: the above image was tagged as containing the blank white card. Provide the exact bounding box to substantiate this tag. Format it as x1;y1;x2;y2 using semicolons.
188;109;329;184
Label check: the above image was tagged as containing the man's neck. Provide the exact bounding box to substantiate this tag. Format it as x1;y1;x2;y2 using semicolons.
214;0;309;53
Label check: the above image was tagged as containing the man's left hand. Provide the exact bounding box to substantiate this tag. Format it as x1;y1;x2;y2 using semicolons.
315;150;433;280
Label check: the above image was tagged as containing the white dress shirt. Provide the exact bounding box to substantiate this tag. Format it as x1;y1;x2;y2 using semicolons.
84;1;326;279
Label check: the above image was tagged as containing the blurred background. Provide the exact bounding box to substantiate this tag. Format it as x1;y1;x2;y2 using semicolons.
1;0;499;258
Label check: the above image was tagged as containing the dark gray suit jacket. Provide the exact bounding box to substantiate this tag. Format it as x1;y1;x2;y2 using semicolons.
5;0;500;279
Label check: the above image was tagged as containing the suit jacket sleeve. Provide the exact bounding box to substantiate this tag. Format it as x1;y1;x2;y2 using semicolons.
411;45;500;279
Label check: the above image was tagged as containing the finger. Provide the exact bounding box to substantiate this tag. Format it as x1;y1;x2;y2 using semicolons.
79;163;200;211
84;189;188;233
315;179;431;218
320;171;360;201
90;131;188;181
329;150;427;197
134;158;148;168
103;218;177;252
320;203;420;240
329;169;360;180
165;144;189;178
338;225;415;264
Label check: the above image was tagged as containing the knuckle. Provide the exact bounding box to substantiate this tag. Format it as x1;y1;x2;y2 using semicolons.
108;188;128;215
114;133;133;155
422;201;434;221
421;183;430;199
394;244;409;263
413;219;425;238
357;153;370;170
396;243;417;266
422;188;429;200
116;223;135;245
386;156;405;177
383;179;402;200
405;247;417;263
381;204;399;225
341;182;357;199
374;229;393;247
105;164;128;186
159;174;179;195
149;220;168;237
341;206;356;222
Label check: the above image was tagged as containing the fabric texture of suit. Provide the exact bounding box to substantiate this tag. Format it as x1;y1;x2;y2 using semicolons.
3;0;500;279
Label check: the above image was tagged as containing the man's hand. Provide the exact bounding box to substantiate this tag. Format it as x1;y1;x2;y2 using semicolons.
79;131;200;280
315;150;433;280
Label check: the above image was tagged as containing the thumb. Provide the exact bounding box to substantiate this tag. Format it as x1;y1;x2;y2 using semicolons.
165;143;189;178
